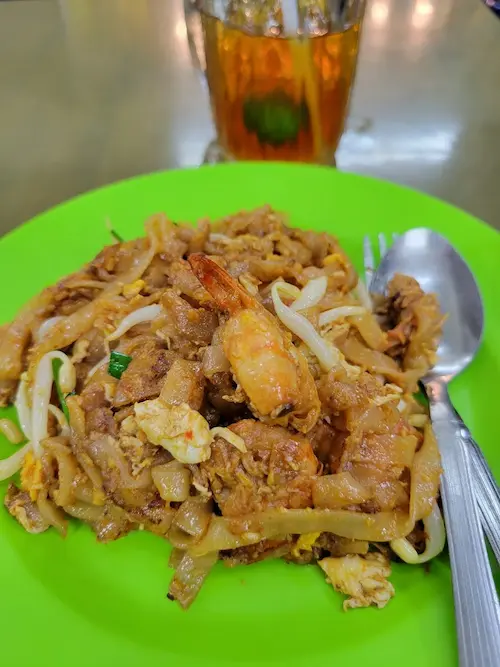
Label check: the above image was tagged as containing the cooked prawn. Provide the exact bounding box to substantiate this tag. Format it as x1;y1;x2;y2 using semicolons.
189;254;320;433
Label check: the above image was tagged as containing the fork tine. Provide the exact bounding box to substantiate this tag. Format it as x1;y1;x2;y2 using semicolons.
363;235;375;288
364;233;400;291
378;232;387;259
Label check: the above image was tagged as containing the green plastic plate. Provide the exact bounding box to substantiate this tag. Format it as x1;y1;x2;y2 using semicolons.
0;164;498;667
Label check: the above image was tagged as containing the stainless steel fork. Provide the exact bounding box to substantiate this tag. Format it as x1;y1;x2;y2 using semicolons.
363;232;500;667
363;233;399;288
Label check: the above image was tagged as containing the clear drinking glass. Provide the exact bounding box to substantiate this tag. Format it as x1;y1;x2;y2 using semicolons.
185;0;366;164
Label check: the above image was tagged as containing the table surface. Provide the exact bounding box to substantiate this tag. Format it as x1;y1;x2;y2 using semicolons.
0;0;499;235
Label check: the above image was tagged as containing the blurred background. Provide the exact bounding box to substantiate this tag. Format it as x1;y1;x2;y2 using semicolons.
0;0;499;234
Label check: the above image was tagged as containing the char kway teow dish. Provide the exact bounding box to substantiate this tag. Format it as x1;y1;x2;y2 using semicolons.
0;207;446;611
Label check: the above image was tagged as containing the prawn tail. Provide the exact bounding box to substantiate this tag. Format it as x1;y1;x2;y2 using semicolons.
188;253;254;313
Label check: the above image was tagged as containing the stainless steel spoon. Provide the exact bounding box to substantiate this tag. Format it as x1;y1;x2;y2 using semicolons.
371;228;500;667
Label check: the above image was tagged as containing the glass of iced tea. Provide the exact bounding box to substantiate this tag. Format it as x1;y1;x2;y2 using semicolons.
185;0;365;164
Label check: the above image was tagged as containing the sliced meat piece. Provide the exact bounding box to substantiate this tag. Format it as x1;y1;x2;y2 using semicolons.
80;381;117;438
159;290;218;347
81;382;109;413
113;338;177;407
205;371;249;422
87;406;117;437
308;419;345;474
201;419;319;517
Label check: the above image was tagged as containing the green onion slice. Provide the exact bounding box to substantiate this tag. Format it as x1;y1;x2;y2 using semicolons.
108;351;132;379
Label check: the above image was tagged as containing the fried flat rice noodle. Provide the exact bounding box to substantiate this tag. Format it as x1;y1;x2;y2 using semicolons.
0;205;444;610
42;436;79;506
312;472;371;509
189;421;440;557
168;550;218;609
0;289;54;381
88;436;152;490
37;489;68;535
152;462;192;502
169;497;213;549
189;508;412;556
66;395;104;490
337;335;405;385
173;496;212;538
349;312;387;352
27;238;158;382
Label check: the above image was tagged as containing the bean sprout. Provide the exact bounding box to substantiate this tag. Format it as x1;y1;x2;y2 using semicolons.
0;442;32;481
14;376;32;439
291;277;328;312
211;427;247;453
390;503;446;564
31;351;75;457
107;304;163;341
272;282;340;372
0;419;23;444
319;306;367;328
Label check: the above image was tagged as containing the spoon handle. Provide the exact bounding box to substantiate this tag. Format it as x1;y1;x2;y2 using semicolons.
425;380;500;667
464;426;500;563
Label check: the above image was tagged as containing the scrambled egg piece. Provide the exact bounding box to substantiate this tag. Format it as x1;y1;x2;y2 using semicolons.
122;279;145;298
20;451;44;501
121;415;138;434
323;252;348;269
71;338;90;364
319;553;395;611
408;413;428;428
134;398;212;464
292;532;321;558
373;382;403;407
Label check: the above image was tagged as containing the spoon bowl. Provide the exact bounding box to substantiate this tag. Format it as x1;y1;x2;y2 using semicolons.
370;226;500;635
370;228;484;380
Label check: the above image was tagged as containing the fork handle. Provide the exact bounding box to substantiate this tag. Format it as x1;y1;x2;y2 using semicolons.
425;379;500;667
454;410;500;563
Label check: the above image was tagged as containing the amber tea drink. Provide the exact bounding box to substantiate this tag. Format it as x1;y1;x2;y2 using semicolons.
187;0;365;164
